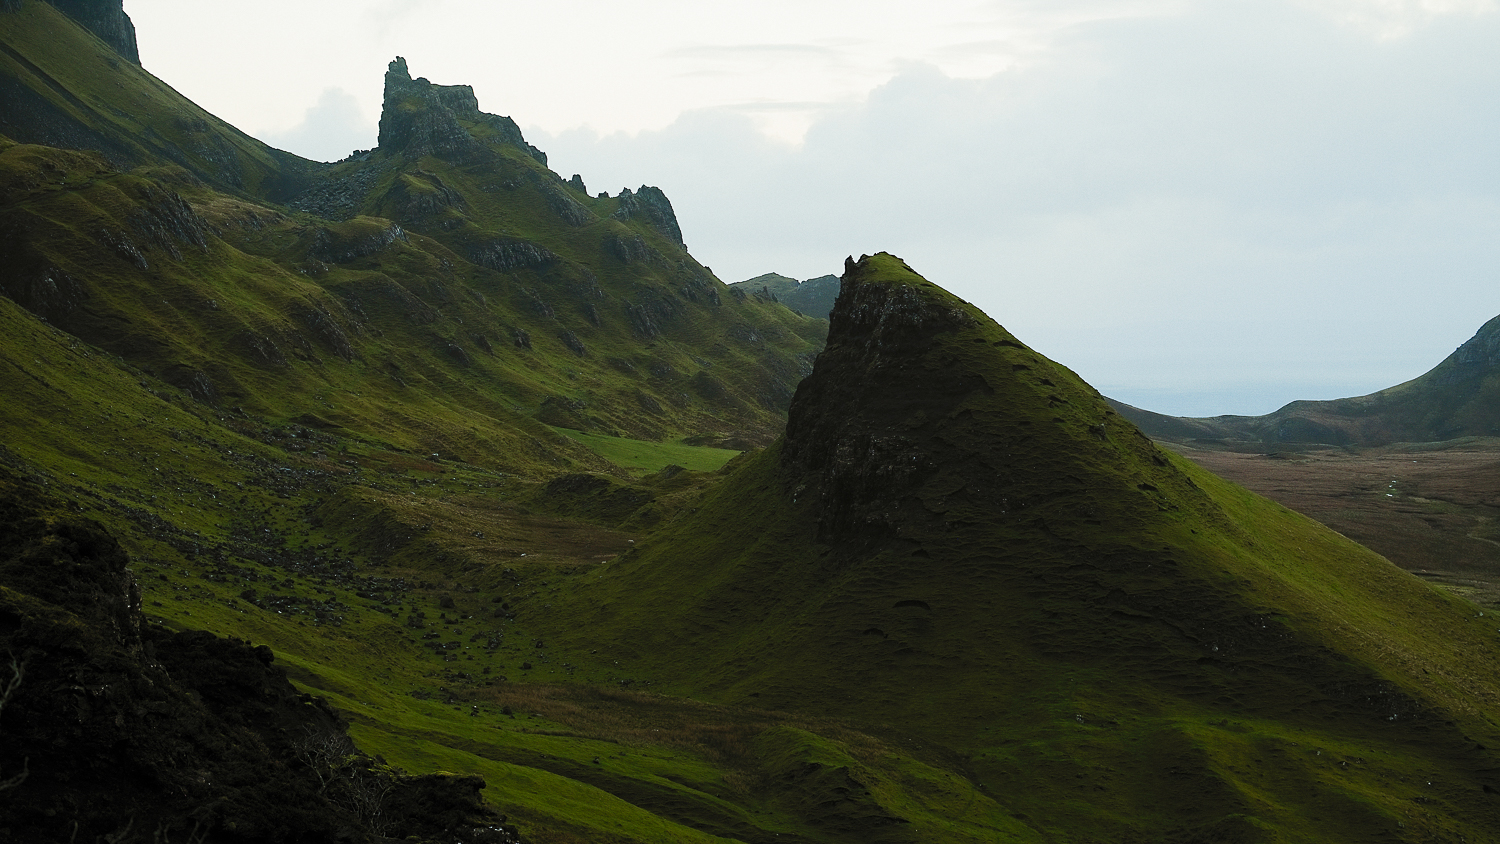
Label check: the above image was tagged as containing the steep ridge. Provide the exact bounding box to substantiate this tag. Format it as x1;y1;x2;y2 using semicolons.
29;0;138;63
546;254;1500;842
0;1;315;197
1114;312;1500;446
0;9;826;463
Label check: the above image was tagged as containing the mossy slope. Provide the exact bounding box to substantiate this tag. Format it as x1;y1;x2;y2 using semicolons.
543;254;1500;842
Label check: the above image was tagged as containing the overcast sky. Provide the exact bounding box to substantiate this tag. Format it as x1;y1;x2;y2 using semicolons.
128;0;1500;417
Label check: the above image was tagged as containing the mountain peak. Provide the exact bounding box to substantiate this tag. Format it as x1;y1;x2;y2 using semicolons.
781;253;991;545
779;251;1198;556
377;56;546;165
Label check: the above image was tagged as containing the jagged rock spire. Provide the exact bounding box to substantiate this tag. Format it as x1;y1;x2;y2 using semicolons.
376;56;546;165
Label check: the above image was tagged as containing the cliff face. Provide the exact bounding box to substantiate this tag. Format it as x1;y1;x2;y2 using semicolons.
2;0;140;63
780;255;990;547
610;185;684;247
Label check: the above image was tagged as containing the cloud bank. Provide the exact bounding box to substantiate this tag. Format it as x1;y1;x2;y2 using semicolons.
538;0;1500;415
259;88;376;163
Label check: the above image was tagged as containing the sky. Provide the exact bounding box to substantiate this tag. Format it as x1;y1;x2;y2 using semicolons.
127;0;1500;417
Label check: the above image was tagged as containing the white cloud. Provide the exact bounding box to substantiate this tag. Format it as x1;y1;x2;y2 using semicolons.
1298;0;1498;39
128;0;1127;142
258;88;376;163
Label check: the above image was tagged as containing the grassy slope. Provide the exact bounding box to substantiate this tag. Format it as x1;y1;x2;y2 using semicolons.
0;133;822;460
551;428;741;473
537;255;1500;842
2;4;827;462
0;292;765;842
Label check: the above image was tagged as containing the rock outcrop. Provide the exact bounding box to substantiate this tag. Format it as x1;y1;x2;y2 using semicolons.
610;185;685;247
378;57;547;165
780;255;986;546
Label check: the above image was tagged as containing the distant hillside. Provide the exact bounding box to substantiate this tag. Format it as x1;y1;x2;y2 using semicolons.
730;271;841;318
0;6;827;464
1115;313;1500;445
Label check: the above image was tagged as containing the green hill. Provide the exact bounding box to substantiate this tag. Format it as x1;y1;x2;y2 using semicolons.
0;5;826;463
539;254;1500;842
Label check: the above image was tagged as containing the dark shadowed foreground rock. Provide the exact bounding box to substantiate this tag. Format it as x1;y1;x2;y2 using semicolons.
0;468;519;844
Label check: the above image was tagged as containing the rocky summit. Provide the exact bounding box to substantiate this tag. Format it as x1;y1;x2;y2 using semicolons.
379;56;546;164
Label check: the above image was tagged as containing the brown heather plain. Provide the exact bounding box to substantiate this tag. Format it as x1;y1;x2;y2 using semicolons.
1169;439;1500;607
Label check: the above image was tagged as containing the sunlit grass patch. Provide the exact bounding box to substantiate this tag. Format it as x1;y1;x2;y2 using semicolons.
550;428;741;473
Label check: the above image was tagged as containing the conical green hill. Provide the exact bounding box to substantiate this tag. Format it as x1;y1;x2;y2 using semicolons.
546;253;1500;842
